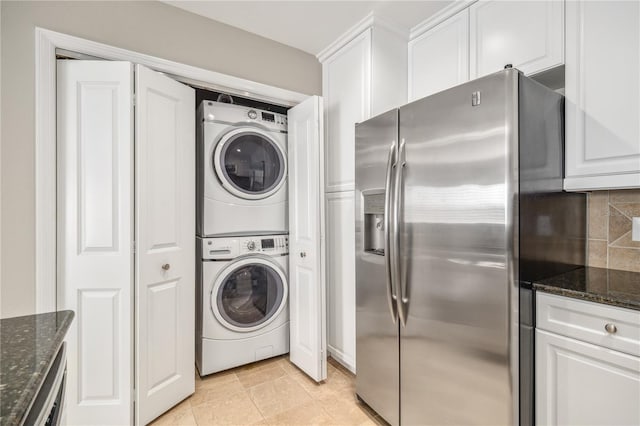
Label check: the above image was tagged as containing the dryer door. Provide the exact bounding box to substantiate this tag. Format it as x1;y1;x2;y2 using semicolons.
213;127;286;200
212;256;288;332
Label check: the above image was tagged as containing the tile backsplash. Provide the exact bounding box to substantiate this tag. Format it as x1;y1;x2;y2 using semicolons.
587;190;640;272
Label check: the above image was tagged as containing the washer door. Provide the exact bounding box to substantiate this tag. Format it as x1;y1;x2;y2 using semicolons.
213;127;286;200
211;257;288;332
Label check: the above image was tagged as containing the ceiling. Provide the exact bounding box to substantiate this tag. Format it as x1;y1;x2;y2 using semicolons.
163;1;452;56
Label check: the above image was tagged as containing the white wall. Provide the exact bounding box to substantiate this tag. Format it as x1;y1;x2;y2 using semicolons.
0;1;321;318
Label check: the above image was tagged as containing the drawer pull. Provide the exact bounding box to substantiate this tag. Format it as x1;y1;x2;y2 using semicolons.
604;323;618;334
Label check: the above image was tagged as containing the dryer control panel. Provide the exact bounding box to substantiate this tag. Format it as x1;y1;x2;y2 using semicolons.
201;234;289;260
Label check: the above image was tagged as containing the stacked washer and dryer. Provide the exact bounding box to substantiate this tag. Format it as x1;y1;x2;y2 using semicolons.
196;101;290;375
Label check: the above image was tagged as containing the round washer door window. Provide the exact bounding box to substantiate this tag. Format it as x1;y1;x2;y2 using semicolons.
211;257;288;332
213;128;286;200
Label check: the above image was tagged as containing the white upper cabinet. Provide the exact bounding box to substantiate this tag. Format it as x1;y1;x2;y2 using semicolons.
469;0;564;78
564;0;640;190
409;9;469;101
320;19;407;193
322;30;371;193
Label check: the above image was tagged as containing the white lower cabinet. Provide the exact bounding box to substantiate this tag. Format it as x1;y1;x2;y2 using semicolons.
536;293;640;426
326;191;356;372
536;330;640;426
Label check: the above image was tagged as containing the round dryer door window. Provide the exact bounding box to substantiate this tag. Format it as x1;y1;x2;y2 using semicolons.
212;257;288;332
213;128;286;200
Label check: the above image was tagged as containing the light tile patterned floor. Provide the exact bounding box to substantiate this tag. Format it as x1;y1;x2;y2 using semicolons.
151;356;386;426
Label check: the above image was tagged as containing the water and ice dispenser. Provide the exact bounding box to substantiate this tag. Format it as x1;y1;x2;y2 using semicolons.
363;192;385;256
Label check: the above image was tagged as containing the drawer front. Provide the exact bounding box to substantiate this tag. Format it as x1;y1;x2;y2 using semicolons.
536;292;640;356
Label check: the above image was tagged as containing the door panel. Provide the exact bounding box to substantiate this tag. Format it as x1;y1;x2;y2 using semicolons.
354;109;400;426
326;191;356;371
470;0;564;77
135;64;195;425
288;96;327;381
565;0;640;180
57;60;133;425
409;9;469;101
323;30;371;192
536;330;640;426
399;72;517;425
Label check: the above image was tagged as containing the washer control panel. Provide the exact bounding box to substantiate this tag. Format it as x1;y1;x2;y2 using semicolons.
200;101;287;132
201;234;289;260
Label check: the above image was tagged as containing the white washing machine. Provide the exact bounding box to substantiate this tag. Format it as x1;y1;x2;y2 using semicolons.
196;234;290;376
197;101;288;237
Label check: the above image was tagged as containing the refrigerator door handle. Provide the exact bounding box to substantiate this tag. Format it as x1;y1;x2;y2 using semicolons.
384;141;398;323
394;138;408;326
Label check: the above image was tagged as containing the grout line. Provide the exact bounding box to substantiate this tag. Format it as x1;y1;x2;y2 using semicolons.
606;191;610;268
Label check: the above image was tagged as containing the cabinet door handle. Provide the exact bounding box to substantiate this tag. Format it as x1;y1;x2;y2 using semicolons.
162;263;171;271
604;323;617;334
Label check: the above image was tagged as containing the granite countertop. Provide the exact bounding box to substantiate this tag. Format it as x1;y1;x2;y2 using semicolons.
0;311;74;426
533;266;640;311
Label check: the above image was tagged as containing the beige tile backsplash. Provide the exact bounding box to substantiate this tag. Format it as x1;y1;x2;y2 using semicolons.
587;190;640;272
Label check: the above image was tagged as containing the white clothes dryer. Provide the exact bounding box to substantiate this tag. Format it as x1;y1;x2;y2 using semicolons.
197;101;288;237
196;234;289;376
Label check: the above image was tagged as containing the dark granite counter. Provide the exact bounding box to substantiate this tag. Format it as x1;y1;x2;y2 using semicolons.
0;311;74;426
533;267;640;311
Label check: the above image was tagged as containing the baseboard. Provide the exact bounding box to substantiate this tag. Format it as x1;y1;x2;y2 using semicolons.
328;345;356;374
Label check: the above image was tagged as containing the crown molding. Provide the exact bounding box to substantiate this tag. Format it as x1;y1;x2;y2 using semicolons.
410;0;477;41
317;12;409;63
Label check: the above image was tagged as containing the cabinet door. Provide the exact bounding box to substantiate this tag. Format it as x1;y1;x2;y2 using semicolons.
536;329;640;426
409;9;469;101
564;0;640;190
470;0;563;78
135;65;195;425
323;30;371;193
326;191;356;372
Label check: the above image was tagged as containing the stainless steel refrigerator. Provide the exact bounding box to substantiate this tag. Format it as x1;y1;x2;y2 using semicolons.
355;68;585;426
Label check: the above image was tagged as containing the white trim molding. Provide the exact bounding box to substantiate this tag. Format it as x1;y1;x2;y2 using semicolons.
564;173;640;192
34;27;310;313
317;12;408;63
410;0;478;41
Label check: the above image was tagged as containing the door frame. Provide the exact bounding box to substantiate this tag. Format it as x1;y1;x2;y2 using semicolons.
35;27;311;312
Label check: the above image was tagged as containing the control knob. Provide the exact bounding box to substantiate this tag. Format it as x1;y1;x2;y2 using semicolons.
247;110;258;120
247;241;257;251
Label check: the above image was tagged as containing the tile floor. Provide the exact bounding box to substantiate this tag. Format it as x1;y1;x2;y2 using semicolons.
151;356;386;426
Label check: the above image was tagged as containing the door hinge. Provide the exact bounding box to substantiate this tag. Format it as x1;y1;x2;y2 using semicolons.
132;95;136;106
132;241;136;254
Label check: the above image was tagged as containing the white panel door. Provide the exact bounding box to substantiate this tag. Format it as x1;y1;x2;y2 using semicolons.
57;60;134;425
470;0;564;78
323;29;371;193
536;330;640;426
326;191;356;372
409;9;469;101
288;95;327;382
135;64;195;425
564;0;640;190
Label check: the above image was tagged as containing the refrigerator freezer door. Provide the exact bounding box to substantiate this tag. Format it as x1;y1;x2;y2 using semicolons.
398;70;519;425
355;109;400;426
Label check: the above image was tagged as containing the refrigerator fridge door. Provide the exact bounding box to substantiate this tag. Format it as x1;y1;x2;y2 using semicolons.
355;109;400;426
398;70;519;425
